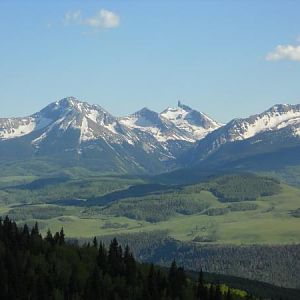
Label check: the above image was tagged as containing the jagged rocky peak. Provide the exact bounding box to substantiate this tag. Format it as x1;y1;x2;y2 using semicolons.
162;100;220;127
42;97;117;126
161;101;221;140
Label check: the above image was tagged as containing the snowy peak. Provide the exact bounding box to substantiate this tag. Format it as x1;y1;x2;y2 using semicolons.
193;103;300;162
161;101;221;140
36;97;129;144
225;103;300;141
0;97;127;145
119;107;192;143
42;97;115;124
0;98;222;146
2;97;300;174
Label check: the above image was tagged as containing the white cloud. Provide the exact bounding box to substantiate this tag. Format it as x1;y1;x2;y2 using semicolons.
266;44;300;62
85;10;120;28
63;9;120;29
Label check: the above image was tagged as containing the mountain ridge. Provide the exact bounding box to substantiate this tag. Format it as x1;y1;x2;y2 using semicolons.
1;97;300;176
0;97;219;174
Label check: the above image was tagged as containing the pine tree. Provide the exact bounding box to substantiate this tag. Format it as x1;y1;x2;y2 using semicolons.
108;238;123;276
31;221;39;237
197;269;206;300
93;236;98;248
168;259;178;299
45;229;54;245
124;245;136;286
97;241;108;272
147;263;157;298
59;227;65;245
168;259;187;299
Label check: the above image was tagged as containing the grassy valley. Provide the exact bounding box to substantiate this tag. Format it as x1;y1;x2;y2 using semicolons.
1;172;299;245
0;171;300;289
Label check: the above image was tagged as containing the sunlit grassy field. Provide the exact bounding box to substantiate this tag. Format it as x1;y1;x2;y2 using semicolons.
1;180;299;245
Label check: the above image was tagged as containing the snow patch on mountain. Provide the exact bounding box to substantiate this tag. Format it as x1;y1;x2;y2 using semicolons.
0;116;53;140
228;104;300;141
86;110;99;123
161;102;221;140
192;104;300;162
119;108;194;143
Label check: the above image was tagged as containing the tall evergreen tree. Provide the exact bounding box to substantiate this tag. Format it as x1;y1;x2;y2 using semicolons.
93;236;98;249
197;269;207;300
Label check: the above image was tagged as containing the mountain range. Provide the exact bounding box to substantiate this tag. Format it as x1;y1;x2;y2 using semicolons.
1;97;300;177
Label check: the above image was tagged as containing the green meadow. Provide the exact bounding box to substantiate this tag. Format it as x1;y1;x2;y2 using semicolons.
0;172;299;245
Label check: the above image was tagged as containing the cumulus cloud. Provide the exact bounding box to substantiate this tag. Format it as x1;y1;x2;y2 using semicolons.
63;9;120;29
266;44;300;62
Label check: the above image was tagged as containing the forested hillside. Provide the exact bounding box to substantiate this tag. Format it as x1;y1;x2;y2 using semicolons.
0;216;262;300
96;231;300;291
0;173;299;295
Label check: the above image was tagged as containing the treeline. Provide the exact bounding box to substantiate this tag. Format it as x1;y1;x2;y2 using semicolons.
0;217;249;300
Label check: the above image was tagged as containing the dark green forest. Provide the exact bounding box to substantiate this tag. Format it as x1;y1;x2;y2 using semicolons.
207;174;281;202
0;217;257;300
96;231;300;293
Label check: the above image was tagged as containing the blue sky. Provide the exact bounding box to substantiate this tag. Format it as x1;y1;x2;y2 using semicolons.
1;0;300;122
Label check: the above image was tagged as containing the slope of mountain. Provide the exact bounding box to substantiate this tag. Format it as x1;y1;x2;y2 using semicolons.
120;106;194;143
2;98;300;178
0;97;219;174
0;98;159;173
161;101;221;140
188;104;300;163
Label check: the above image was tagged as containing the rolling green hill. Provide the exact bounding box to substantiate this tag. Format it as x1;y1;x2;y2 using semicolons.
0;173;299;245
1;172;299;289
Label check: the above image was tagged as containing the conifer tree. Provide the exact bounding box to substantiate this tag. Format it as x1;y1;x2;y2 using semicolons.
197;269;207;300
93;236;98;248
59;227;65;245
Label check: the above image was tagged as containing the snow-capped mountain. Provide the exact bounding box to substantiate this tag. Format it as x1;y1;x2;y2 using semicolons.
31;97;136;146
0;97;220;173
118;102;222;161
218;104;300;141
119;107;195;142
189;104;300;163
161;101;221;140
2;97;300;175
